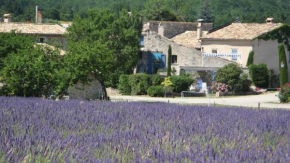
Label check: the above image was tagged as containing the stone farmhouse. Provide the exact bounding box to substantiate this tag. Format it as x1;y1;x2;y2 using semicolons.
200;18;290;83
136;20;235;88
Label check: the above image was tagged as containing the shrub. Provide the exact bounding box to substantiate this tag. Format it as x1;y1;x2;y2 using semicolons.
170;76;194;93
118;74;131;95
278;45;288;86
246;51;254;67
249;64;269;88
128;73;151;95
215;63;250;93
278;83;290;103
210;83;229;93
151;74;162;86
238;73;252;92
147;85;164;97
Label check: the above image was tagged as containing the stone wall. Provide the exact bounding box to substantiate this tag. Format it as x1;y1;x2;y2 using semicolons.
137;31;234;75
68;78;102;100
148;21;213;39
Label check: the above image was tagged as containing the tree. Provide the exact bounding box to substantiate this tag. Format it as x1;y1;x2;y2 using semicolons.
0;44;64;97
246;51;254;67
249;64;269;88
198;0;214;22
167;45;172;76
65;9;142;99
278;44;289;86
0;32;34;70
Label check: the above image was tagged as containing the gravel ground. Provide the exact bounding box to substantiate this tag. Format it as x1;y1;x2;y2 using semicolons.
110;92;290;110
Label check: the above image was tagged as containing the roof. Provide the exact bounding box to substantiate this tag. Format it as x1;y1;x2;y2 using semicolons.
0;23;66;35
202;23;283;40
170;31;207;48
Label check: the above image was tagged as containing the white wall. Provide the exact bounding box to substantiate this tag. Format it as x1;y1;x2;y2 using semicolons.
201;40;253;67
253;39;290;82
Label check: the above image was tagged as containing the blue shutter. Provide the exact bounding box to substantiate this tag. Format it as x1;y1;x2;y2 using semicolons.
147;53;152;74
161;54;166;69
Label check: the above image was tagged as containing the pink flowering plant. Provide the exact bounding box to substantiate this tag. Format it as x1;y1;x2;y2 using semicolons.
210;83;229;93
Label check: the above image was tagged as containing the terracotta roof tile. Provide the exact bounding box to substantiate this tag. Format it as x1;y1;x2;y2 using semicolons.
0;23;66;35
170;31;207;48
202;23;283;40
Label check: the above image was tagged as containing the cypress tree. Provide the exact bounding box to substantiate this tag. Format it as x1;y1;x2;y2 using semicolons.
167;45;172;76
246;51;254;67
278;45;289;86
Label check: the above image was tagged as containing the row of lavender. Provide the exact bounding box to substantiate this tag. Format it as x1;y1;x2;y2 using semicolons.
0;97;289;162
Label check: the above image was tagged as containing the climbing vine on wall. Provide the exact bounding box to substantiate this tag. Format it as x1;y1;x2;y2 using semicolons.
257;24;290;50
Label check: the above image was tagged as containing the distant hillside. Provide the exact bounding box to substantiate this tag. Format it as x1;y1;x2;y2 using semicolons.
1;0;290;27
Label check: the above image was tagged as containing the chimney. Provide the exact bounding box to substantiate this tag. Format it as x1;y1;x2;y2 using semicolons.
158;22;164;37
35;6;42;23
197;19;204;40
266;18;274;24
3;14;12;23
37;9;42;23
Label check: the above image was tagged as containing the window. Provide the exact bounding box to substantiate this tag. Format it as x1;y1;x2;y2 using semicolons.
172;55;177;64
212;49;217;53
140;36;144;46
232;48;238;61
38;38;44;43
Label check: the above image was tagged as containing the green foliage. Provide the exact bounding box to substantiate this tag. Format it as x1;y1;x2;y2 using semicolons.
4;0;290;27
278;45;289;86
147;85;164;97
0;32;34;69
161;77;173;87
249;64;269;88
151;74;162;86
170;76;194;93
66;9;142;97
258;25;290;51
278;84;290;103
198;0;214;22
246;51;254;67
128;73;151;95
118;74;131;95
0;44;64;97
167;45;172;76
215;64;250;93
238;73;252;93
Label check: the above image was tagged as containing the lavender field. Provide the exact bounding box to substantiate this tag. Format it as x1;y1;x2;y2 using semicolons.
0;97;290;162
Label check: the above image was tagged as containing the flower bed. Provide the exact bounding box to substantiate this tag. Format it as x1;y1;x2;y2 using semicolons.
0;97;289;162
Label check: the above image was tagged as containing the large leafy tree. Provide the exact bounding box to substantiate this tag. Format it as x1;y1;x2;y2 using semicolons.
0;32;34;70
0;44;64;97
65;9;142;99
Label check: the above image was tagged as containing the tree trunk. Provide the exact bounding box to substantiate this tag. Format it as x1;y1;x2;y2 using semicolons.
100;80;109;100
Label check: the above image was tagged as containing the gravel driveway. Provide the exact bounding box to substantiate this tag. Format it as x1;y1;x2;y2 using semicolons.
110;92;290;110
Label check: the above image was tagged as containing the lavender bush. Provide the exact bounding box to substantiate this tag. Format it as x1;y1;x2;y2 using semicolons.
0;97;289;162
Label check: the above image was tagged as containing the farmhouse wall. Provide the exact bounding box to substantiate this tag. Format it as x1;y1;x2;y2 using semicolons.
201;39;253;67
253;39;290;82
147;21;213;39
138;31;233;75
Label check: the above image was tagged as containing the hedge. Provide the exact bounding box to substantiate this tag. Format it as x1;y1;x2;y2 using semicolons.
128;73;151;95
170;76;194;93
147;85;164;97
249;64;269;88
118;74;131;95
